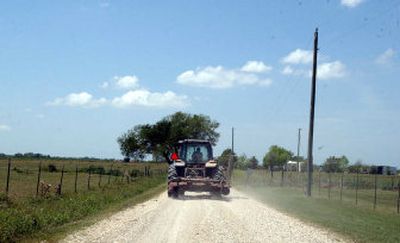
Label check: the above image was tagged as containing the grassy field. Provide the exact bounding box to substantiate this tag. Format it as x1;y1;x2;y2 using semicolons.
0;158;166;199
234;169;400;214
233;170;400;243
0;158;167;242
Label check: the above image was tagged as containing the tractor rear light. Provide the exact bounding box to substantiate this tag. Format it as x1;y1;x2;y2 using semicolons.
171;152;179;160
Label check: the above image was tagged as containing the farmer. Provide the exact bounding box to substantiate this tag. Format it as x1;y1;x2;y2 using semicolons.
191;147;203;162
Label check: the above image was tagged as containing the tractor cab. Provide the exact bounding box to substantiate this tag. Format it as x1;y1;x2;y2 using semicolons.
176;139;213;164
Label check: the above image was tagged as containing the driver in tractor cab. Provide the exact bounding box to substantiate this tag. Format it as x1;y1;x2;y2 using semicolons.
191;147;203;162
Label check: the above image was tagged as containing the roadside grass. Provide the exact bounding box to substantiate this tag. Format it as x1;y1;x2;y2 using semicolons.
0;158;167;242
233;170;400;243
233;170;400;214
27;183;167;242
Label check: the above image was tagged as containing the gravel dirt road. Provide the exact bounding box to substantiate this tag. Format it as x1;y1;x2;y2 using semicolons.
63;188;347;243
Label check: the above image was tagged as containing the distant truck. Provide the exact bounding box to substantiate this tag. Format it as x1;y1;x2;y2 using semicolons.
166;139;230;198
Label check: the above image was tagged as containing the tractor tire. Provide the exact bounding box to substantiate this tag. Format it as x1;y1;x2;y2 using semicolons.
168;188;178;198
211;190;222;198
213;166;225;181
167;164;178;182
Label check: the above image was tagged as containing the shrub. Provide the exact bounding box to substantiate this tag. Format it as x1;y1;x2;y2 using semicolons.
48;164;57;172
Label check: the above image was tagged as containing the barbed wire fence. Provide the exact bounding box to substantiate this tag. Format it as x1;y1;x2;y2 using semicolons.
0;158;166;200
235;169;400;214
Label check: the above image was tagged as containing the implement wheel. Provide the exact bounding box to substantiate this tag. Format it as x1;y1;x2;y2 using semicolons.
168;186;178;198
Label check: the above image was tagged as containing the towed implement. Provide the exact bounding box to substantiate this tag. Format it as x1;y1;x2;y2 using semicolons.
166;139;230;198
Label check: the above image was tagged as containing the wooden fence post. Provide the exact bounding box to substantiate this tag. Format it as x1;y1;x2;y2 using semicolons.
391;176;394;191
36;162;42;197
263;169;267;185
373;174;377;210
88;169;92;190
108;163;114;184
98;170;103;187
114;168;119;182
58;165;65;195
5;158;11;196
340;172;344;202
397;177;399;214
328;172;331;200
318;170;321;195
126;170;130;184
355;172;359;205
74;165;78;193
121;169;125;182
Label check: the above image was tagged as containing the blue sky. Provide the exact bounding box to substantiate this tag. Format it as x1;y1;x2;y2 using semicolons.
0;0;399;166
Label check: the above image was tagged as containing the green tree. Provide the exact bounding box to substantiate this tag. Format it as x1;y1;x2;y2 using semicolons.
117;112;220;160
218;148;236;168
322;156;349;173
262;145;293;169
248;156;259;169
231;154;259;169
117;126;146;161
235;154;248;170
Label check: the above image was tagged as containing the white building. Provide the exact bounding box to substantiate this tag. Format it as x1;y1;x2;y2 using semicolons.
286;160;304;172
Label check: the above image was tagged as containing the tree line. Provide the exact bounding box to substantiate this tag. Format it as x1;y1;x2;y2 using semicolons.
219;145;394;174
118;112;396;174
0;152;115;162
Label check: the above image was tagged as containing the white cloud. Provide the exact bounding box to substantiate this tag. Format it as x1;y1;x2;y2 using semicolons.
282;49;313;64
282;61;346;80
0;124;11;131
100;81;109;89
281;65;309;76
176;64;272;89
341;0;364;8
114;75;139;89
282;66;294;75
241;61;272;73
281;48;346;80
317;61;346;80
376;48;395;65
36;114;45;119
47;92;107;108
112;89;188;108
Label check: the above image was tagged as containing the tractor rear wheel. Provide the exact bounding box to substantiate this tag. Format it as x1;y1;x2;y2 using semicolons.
168;188;178;198
167;164;178;182
212;166;225;181
211;190;222;198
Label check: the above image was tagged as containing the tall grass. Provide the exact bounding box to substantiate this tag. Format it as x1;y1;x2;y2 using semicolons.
233;169;400;214
0;158;167;242
233;169;400;242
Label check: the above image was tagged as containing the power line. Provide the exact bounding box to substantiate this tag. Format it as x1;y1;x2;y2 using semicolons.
321;1;400;51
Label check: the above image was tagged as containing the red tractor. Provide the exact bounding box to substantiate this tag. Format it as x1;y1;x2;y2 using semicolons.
166;139;230;198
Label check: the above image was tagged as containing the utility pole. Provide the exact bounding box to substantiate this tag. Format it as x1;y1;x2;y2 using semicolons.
231;127;235;154
228;127;235;181
306;28;319;197
297;128;301;172
228;127;235;180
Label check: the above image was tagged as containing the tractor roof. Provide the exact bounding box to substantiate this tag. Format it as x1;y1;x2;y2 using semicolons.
177;139;210;144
